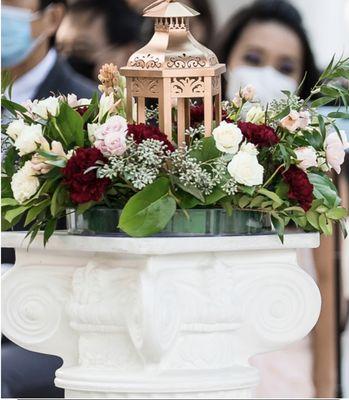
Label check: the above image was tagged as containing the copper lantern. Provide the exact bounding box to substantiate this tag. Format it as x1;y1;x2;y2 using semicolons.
120;0;226;145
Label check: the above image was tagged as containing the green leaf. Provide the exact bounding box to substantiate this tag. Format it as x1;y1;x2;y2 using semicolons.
1;98;28;116
119;177;177;237
44;218;57;246
5;206;29;223
326;207;347;220
258;188;283;206
249;195;264;208
319;214;327;233
273;106;290;121
204;187;226;206
177;190;200;209
312;97;333;108
238;195;251;209
220;199;233;216
3;147;18;177
1;198;19;207
77;201;96;215
189;136;220;162
308;173;340;208
171;176;205;202
52;102;84;147
271;213;285;243
275;180;289;200
24;199;50;226
327;111;349;119
50;185;68;217
306;210;320;229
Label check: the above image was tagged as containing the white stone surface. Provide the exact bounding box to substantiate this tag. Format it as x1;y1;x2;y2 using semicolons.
1;231;321;399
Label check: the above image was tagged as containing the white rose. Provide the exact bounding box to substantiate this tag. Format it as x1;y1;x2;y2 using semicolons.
228;151;264;187
240;142;259;155
11;161;40;204
14;124;47;156
6;119;26;140
294;146;317;171
246;105;265;124
212;121;243;154
98;93;116;122
31;96;60;119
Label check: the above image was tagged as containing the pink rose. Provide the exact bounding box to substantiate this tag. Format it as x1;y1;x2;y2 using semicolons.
94;116;128;157
241;84;255;101
298;111;311;130
325;130;349;174
294;146;317;171
281;110;310;132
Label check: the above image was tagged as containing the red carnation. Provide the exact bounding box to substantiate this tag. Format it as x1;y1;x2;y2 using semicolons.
238;122;280;148
190;104;229;126
127;123;175;152
62;148;111;204
283;166;314;211
190;104;205;126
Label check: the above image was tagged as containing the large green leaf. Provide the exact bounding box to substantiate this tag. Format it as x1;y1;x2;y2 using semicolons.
189;136;220;162
119;177;176;237
308;173;341;208
49;102;84;147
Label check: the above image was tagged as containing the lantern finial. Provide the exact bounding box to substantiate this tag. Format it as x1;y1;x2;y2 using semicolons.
143;0;199;18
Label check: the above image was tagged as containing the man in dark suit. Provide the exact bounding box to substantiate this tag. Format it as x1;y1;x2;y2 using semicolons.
1;0;96;397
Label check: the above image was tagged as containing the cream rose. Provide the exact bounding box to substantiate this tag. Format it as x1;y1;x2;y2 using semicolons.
246;105;265;124
31;96;60;119
294;146;318;171
6;119;26;140
325;130;349;174
87;123;100;144
212;121;243;154
281;110;311;132
14;124;48;156
11;161;40;204
228;148;264;187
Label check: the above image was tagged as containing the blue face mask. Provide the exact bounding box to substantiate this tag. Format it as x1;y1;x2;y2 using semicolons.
1;5;41;68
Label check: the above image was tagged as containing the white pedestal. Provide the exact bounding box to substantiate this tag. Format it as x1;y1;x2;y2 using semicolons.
1;232;321;399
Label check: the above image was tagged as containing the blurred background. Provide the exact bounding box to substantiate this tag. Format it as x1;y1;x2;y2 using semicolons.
1;0;349;398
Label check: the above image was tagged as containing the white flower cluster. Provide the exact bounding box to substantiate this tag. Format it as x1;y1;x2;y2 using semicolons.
169;147;216;195
98;138;167;190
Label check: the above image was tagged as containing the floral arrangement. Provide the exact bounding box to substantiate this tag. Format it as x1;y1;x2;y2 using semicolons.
2;59;349;244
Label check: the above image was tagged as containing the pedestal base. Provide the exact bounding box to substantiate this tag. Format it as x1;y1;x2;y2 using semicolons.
1;232;321;399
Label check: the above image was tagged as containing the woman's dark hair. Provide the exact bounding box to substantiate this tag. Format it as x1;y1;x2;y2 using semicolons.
68;0;142;46
217;0;319;99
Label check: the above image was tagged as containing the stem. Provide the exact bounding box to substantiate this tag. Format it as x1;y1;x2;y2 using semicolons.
262;164;284;188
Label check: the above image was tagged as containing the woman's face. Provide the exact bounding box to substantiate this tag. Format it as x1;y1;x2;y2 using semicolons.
228;21;304;84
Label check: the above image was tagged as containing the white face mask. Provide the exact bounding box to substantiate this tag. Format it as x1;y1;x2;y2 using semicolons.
226;65;298;105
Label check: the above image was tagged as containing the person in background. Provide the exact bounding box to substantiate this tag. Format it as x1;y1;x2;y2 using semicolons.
1;0;96;398
217;0;319;103
1;0;96;104
56;0;142;81
126;0;214;47
217;1;343;397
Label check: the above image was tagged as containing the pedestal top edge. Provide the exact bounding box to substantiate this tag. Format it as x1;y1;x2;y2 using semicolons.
1;231;320;254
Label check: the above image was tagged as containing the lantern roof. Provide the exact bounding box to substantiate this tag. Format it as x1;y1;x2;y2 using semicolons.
143;0;199;18
120;0;225;77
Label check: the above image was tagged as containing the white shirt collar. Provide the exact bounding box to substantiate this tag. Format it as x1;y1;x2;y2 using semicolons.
11;49;57;105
